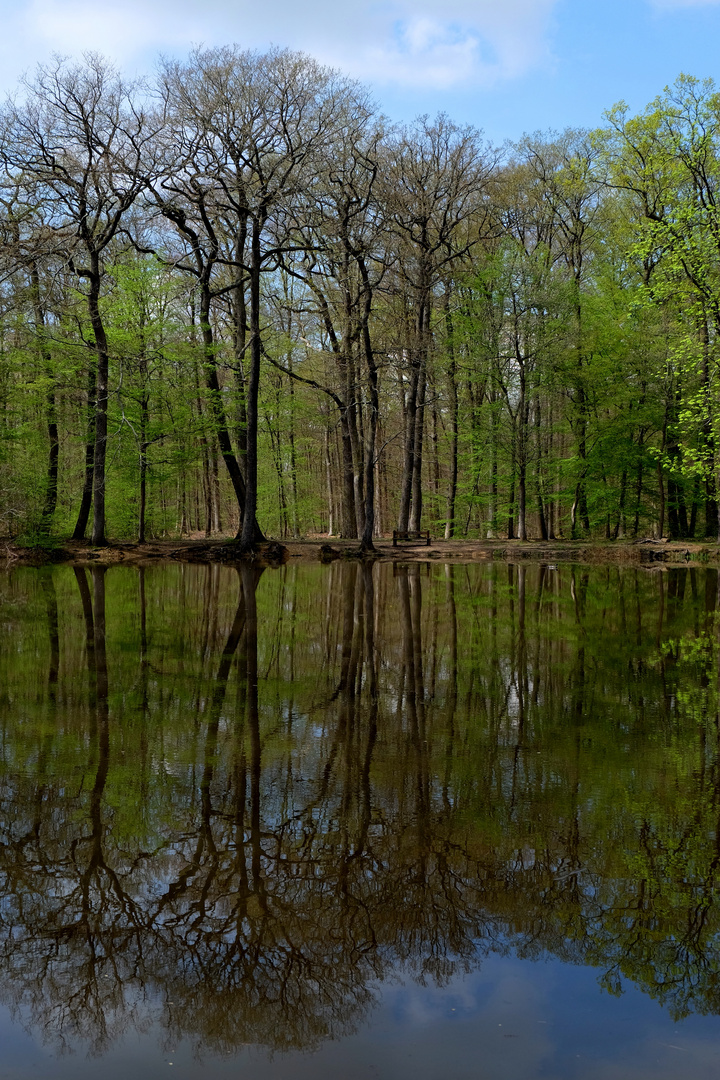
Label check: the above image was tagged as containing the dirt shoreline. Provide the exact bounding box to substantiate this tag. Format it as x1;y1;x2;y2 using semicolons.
2;536;718;568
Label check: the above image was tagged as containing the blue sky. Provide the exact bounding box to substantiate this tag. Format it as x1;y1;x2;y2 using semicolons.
0;0;719;143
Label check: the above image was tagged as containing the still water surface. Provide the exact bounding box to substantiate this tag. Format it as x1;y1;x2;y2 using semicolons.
1;559;720;1078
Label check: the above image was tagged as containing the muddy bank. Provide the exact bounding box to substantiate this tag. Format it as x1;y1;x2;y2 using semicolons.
2;536;718;568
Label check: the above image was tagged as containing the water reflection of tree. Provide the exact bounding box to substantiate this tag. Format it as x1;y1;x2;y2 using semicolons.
1;563;720;1057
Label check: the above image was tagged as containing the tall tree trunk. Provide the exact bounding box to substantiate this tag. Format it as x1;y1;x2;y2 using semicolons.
239;214;267;550
360;302;379;552
706;476;718;540
282;278;300;538
398;362;419;532
288;375;300;539
573;286;590;536
489;392;498;539
210;443;222;533
508;472;516;541
632;430;645;537
517;362;527;542
339;410;357;538
136;311;150;544
73;357;97;540
443;289;458;540
198;284;263;545
613;469;627;541
517;463;526;541
325;424;335;536
138;395;149;543
688;474;700;539
87;261;109;547
445;358;459;540
697;305;718;538
348;365;365;537
534;393;548;541
408;364;427;534
233;216;249;479
30;262;59;536
431;397;440;528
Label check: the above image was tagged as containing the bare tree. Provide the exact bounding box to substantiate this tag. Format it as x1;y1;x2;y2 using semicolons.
1;54;160;544
273;102;388;546
382;115;495;535
158;46;363;551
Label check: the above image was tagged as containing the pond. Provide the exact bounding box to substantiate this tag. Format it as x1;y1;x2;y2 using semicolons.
1;559;720;1079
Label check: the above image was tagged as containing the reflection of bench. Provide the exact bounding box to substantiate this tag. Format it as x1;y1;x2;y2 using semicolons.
392;529;431;547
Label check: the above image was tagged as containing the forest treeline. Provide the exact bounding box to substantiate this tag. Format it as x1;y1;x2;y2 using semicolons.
2;49;720;547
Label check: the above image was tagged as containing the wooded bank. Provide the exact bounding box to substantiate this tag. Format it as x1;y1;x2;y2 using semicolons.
3;537;717;570
2;53;720;549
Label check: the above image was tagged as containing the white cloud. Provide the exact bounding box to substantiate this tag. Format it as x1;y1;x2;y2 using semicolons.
18;0;205;65
0;0;559;95
340;1;557;90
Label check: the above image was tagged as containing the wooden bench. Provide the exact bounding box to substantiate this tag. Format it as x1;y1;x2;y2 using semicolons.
392;529;431;547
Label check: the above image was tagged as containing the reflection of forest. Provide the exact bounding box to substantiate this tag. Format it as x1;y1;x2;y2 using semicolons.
1;561;720;1056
